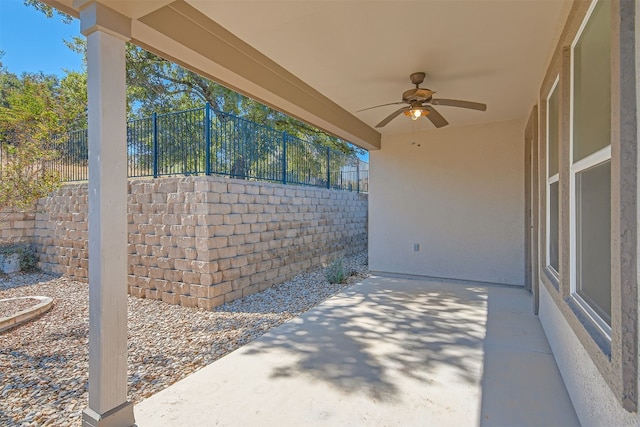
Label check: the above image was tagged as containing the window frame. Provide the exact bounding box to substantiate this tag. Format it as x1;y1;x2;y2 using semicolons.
568;0;612;340
545;75;560;281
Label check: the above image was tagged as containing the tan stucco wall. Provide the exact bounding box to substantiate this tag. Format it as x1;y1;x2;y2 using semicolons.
535;0;640;416
369;119;525;286
540;284;637;426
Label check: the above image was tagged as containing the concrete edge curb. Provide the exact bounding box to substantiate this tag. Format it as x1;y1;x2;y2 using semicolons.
0;296;53;333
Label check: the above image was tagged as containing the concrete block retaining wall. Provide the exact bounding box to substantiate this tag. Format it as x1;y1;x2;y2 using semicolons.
34;184;89;277
0;209;36;243
25;176;367;309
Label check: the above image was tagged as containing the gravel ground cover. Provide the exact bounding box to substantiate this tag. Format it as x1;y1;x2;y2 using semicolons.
0;298;41;319
0;252;369;426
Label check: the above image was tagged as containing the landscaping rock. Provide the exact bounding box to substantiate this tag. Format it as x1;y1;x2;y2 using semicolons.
0;251;369;426
1;253;21;274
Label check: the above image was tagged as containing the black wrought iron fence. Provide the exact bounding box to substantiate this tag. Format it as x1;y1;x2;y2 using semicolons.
31;104;368;193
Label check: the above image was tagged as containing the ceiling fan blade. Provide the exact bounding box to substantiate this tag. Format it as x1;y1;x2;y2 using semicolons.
357;101;406;112
424;105;449;128
376;107;410;128
430;98;487;111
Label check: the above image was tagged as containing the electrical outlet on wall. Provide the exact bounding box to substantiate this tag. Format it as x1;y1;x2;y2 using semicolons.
414;243;420;252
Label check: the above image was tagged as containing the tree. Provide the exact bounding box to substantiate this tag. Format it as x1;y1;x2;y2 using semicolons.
125;44;357;154
0;70;65;213
23;0;72;23
59;70;88;129
25;0;365;181
65;35;362;179
126;44;365;180
62;33;362;150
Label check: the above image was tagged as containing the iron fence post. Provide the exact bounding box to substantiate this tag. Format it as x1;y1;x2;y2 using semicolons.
152;112;159;178
326;147;331;189
356;159;360;193
205;103;211;175
282;132;288;185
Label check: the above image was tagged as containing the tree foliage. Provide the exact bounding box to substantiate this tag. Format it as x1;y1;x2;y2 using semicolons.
23;0;73;23
0;68;67;212
61;34;360;155
65;34;362;178
0;39;87;212
17;1;364;184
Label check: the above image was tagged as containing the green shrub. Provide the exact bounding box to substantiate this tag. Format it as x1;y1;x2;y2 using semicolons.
0;243;39;272
325;257;348;284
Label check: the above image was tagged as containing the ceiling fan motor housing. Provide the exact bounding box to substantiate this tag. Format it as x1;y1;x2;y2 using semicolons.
402;88;434;103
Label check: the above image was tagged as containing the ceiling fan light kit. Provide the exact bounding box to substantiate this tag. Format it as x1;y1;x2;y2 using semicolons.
405;108;429;120
358;72;487;128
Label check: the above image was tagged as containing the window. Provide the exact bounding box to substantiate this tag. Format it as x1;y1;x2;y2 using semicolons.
546;77;560;277
570;0;611;335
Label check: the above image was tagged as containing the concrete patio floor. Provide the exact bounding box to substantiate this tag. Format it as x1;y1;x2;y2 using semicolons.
134;275;579;426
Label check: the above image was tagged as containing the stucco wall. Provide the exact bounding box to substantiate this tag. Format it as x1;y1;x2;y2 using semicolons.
539;284;638;426
29;176;367;309
369;119;525;286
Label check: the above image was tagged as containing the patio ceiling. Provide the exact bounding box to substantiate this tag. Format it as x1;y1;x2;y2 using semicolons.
53;0;572;150
187;0;571;134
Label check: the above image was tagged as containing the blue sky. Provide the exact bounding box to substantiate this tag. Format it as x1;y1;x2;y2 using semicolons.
0;0;82;76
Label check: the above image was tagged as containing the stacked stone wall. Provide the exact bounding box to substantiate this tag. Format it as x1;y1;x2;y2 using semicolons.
28;176;367;309
0;208;36;243
34;184;89;277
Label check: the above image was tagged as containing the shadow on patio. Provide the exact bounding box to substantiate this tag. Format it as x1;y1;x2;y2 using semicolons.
135;276;579;426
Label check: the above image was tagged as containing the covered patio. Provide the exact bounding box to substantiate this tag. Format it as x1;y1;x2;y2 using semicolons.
37;1;640;426
135;275;579;426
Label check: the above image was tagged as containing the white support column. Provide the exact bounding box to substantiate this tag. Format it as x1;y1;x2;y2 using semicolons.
78;2;134;426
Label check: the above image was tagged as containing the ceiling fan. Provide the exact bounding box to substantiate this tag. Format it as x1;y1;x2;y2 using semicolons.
358;72;487;128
